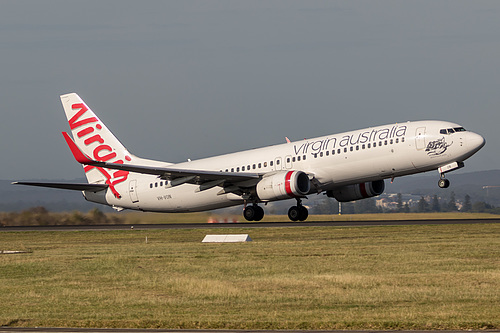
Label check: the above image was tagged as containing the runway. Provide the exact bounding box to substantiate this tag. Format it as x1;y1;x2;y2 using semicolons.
1;218;499;232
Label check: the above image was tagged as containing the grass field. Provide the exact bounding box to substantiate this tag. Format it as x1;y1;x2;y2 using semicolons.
1;223;499;329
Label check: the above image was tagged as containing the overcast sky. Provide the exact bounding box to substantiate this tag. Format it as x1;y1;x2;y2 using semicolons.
1;1;499;180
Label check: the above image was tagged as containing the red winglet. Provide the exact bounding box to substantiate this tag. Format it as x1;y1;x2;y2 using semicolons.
62;132;96;165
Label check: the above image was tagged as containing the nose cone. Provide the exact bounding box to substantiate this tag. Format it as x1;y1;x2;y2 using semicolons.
468;132;486;153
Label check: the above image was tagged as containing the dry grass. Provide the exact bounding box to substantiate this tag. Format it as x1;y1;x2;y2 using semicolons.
1;223;499;329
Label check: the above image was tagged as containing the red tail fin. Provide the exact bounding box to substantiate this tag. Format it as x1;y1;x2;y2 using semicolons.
62;132;98;165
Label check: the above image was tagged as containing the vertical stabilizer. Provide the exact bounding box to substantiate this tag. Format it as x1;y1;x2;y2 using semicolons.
60;93;132;196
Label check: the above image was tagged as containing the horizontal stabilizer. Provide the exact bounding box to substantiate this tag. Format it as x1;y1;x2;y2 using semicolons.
12;182;108;192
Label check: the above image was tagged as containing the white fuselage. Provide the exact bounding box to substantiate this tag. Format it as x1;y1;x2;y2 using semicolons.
84;120;485;212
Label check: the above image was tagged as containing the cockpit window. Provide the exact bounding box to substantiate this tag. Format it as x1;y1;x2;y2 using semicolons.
440;127;467;135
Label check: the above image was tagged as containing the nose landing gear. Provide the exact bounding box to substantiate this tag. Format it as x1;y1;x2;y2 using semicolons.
438;176;450;188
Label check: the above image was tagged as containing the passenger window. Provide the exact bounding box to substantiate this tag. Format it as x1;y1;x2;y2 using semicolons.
264;162;267;167
395;138;399;144
362;144;365;149
242;166;245;171
390;139;393;144
367;143;371;148
297;156;301;161
344;148;347;153
160;181;163;186
155;183;158;188
326;151;329;156
350;147;353;152
237;167;240;172
276;160;280;165
303;155;306;160
287;157;290;163
338;149;341;154
356;146;359;151
150;183;153;188
373;142;377;147
384;140;388;145
258;163;262;168
292;157;296;162
270;161;273;166
253;164;256;169
402;137;405;142
231;168;234;172
320;152;323;157
225;169;228;172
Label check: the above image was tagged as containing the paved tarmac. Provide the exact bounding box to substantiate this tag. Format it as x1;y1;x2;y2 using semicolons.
1;218;499;232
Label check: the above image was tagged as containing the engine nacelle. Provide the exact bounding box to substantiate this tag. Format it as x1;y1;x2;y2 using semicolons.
256;170;310;201
327;180;385;202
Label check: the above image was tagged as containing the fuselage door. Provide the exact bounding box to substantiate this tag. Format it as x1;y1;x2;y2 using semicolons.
415;127;426;150
285;155;292;169
129;180;139;203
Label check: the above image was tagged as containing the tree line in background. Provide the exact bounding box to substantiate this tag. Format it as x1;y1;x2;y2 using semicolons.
399;192;500;214
312;192;500;215
1;192;499;227
0;206;125;227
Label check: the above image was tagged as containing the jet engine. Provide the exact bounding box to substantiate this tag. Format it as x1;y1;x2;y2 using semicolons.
256;170;310;201
327;180;385;202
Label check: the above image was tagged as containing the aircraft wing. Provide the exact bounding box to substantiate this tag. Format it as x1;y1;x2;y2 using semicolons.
63;132;260;184
12;182;108;192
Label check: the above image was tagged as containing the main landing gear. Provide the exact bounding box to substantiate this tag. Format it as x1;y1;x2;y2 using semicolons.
243;204;264;221
242;199;310;222
288;198;309;222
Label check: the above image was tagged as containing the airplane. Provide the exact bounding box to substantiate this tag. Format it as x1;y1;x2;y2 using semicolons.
14;93;485;221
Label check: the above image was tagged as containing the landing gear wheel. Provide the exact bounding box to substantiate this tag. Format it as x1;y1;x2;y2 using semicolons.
253;205;264;221
243;205;265;221
438;178;450;188
298;206;309;221
288;205;309;222
288;206;300;222
243;206;256;221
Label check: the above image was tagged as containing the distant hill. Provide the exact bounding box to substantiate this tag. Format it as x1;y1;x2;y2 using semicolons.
1;170;499;212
